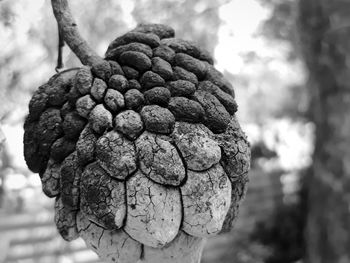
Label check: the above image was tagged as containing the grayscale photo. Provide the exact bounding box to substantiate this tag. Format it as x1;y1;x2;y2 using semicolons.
0;0;348;262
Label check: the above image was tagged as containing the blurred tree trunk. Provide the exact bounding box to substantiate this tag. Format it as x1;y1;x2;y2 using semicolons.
299;0;350;262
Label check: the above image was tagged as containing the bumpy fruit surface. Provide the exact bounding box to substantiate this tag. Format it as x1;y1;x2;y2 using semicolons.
24;24;250;262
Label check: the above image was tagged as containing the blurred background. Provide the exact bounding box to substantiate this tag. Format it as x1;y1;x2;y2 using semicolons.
0;0;349;262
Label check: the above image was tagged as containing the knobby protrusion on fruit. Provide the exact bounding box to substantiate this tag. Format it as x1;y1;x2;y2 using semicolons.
23;22;250;263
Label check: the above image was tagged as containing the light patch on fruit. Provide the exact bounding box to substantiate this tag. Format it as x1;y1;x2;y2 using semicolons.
136;131;186;186
125;171;182;248
181;164;231;237
77;212;141;263
172;122;221;171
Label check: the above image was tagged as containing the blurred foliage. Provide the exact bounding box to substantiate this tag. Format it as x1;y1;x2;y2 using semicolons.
132;0;226;54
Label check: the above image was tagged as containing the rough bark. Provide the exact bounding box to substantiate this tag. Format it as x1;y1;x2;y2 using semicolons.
299;1;350;262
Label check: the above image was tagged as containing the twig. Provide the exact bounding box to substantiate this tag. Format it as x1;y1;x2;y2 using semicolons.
55;26;65;72
51;0;104;67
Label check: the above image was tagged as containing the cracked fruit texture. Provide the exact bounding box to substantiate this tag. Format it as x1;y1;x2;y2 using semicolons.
23;24;250;262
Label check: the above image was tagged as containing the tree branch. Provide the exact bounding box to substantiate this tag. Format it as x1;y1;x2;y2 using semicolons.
51;0;104;67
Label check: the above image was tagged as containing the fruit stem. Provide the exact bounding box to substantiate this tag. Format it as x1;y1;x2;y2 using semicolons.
51;0;105;67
